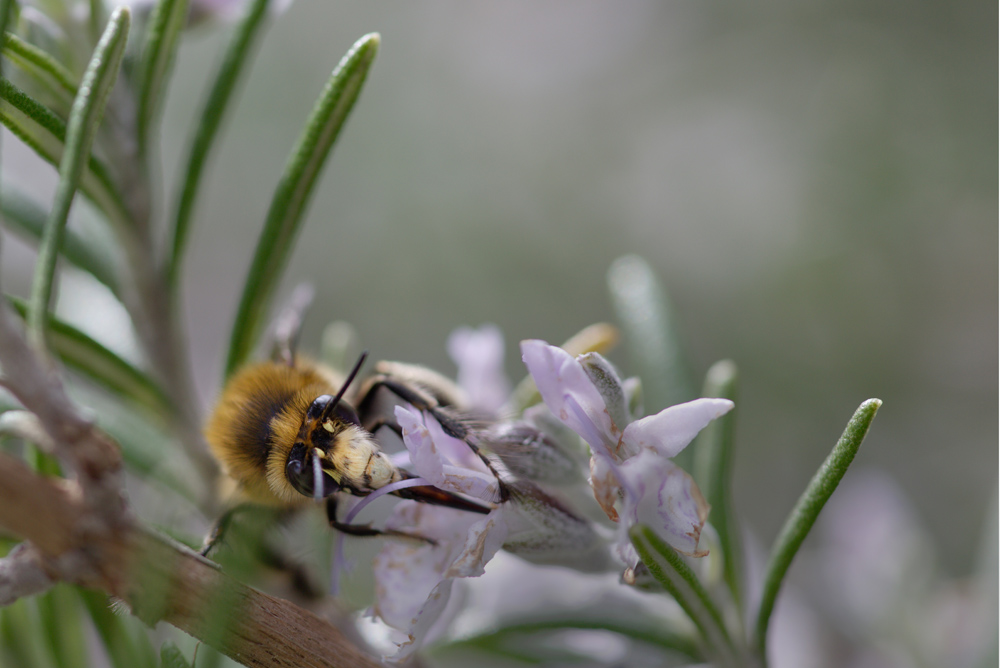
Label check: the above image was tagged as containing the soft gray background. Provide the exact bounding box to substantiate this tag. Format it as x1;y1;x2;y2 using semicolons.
5;1;997;576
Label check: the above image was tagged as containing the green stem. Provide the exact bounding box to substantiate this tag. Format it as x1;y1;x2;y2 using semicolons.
752;398;882;664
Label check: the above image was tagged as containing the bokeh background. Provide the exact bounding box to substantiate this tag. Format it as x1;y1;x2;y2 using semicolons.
3;0;995;583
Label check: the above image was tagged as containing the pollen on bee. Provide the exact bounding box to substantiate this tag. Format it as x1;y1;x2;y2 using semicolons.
323;420;335;433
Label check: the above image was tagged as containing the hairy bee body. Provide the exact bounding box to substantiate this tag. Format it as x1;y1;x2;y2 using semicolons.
204;356;492;522
206;359;401;507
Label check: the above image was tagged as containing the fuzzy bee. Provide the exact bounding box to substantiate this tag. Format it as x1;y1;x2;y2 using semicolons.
202;352;504;554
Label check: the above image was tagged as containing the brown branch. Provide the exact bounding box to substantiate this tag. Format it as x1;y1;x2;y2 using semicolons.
0;297;383;667
0;451;383;668
0;543;53;605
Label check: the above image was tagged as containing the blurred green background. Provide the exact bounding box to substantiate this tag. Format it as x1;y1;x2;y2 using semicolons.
3;0;996;578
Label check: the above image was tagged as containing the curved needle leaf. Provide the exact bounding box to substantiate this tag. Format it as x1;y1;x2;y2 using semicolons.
608;255;697;470
8;296;171;418
630;525;741;666
607;254;694;410
0;77;128;228
27;6;129;351
2;32;78;106
158;642;194;668
691;359;744;617
752;398;882;662
79;589;158;668
167;0;274;288
136;0;189;154
0;186;120;295
442;617;701;661
224;32;379;378
36;585;87;668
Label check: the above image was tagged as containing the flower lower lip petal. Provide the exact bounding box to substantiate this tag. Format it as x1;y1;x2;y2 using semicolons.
621;397;735;458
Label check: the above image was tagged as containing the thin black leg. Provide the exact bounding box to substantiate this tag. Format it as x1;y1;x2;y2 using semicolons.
325;496;436;545
355;376;510;502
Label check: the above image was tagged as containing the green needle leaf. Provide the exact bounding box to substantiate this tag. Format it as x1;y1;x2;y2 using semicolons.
159;642;194;668
27;6;129;352
37;585;87;668
79;589;158;668
608;255;695;412
0;76;128;228
1;186;121;296
136;0;189;154
752;398;882;662
166;0;273;289
608;255;696;470
692;359;744;617
224;32;379;378
441;617;701;662
8;296;172;418
2;32;78;105
630;525;741;666
0;595;59;668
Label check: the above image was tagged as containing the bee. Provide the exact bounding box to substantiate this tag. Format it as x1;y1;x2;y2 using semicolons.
201;350;505;555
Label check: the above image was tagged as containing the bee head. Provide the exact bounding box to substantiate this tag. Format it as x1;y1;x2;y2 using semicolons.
285;394;362;498
281;352;400;499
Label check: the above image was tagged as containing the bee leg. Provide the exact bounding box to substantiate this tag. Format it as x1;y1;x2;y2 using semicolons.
325;497;436;545
365;417;403;439
200;506;241;556
356;377;510;502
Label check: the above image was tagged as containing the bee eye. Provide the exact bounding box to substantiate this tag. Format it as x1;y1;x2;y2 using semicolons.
286;442;340;498
306;394;360;428
306;395;333;420
286;442;308;477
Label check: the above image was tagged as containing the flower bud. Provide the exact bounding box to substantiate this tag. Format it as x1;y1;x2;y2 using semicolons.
578;352;629;436
502;481;611;572
489;421;582;484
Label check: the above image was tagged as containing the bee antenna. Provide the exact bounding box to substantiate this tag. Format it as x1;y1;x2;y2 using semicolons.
320;350;368;421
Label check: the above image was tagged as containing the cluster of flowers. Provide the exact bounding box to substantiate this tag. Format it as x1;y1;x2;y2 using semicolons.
359;326;733;659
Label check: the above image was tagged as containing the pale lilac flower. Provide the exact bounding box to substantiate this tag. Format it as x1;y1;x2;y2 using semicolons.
520;340;733;559
373;403;613;657
394;406;501;504
371;407;508;659
447;324;511;414
372;501;507;661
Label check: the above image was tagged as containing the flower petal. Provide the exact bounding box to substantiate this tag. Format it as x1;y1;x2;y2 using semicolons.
621;398;734;459
373;504;458;634
373;502;507;659
617;450;709;557
578;352;630;435
520;340;617;455
445;507;508;578
447;324;511;413
395;406;500;502
590;452;621;522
